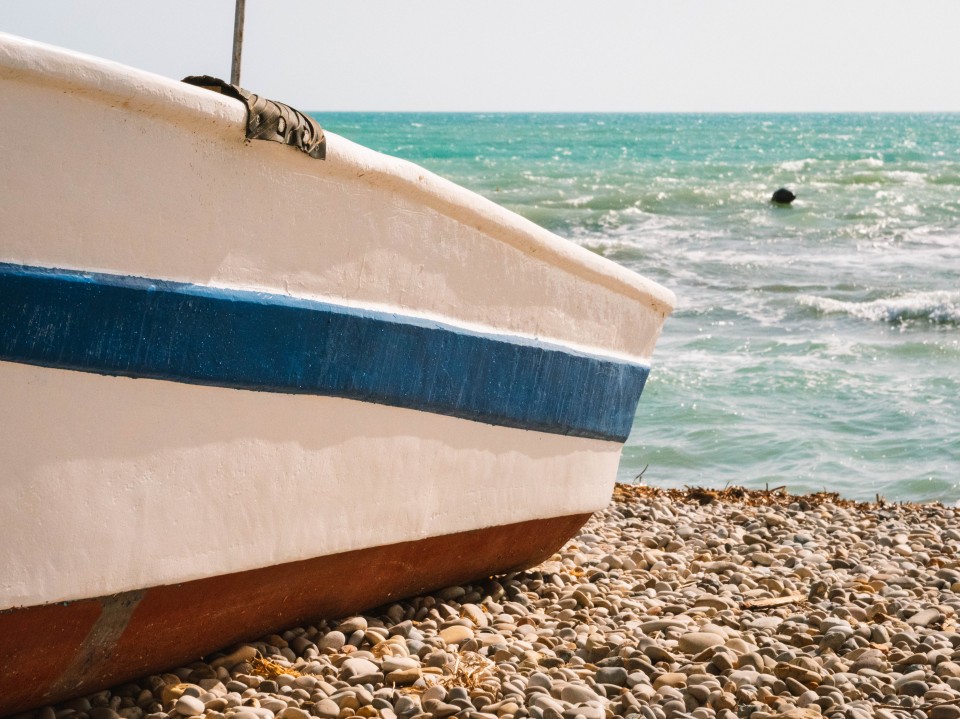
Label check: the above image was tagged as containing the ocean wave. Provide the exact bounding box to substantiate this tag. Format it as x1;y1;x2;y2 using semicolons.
928;173;960;186
886;170;926;185
779;158;817;172
798;291;960;325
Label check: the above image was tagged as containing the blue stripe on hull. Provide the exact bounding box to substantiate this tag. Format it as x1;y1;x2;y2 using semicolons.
0;263;648;441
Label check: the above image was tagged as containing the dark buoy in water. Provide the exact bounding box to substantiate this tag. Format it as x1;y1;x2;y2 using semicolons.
771;188;796;205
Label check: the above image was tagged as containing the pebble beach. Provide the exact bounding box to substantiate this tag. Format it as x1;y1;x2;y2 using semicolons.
27;484;960;719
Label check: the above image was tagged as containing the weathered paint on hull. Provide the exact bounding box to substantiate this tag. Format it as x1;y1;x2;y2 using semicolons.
0;512;590;715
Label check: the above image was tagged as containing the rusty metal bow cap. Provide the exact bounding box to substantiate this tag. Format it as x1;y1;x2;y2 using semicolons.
183;75;326;160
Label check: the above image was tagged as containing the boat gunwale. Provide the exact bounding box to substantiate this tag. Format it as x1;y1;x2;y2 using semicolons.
0;31;676;323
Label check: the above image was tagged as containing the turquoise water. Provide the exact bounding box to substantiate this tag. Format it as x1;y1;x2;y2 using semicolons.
318;113;960;504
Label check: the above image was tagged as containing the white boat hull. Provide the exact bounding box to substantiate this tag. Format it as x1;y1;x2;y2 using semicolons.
1;360;621;610
0;32;673;711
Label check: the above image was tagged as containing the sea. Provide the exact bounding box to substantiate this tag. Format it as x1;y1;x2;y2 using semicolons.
317;113;960;505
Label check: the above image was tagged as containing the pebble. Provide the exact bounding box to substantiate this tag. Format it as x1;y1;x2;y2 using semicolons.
231;712;264;719
29;485;960;719
210;646;257;670
340;657;383;685
311;699;339;719
931;707;960;719
596;667;628;687
938;662;960;679
317;631;346;652
898;680;929;696
173;696;204;716
382;656;419;673
678;632;725;654
654;672;688;689
438;625;474;645
559;684;600;704
337;617;368;634
907;607;942;627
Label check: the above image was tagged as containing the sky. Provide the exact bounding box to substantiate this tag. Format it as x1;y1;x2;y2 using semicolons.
2;1;959;113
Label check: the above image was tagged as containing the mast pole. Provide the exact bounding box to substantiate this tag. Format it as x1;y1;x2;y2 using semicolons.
230;0;245;86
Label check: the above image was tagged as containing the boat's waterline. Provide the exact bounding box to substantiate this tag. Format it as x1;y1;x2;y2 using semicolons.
0;511;590;713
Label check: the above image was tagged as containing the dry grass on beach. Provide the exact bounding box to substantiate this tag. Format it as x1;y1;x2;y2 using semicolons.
32;484;960;719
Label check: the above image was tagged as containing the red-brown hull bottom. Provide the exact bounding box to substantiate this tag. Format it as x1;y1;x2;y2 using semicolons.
0;512;591;715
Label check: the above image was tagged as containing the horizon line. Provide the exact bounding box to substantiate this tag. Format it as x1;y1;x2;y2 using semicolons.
308;109;960;115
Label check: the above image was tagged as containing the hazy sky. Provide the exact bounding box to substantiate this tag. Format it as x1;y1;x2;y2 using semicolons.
3;1;958;113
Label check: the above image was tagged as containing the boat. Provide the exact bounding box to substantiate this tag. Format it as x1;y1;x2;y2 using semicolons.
0;31;674;713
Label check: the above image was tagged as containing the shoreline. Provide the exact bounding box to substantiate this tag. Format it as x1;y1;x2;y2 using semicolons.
17;483;960;719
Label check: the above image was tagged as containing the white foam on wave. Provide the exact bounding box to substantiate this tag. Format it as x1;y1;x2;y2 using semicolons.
798;291;960;325
779;158;816;172
886;170;926;185
552;194;595;208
